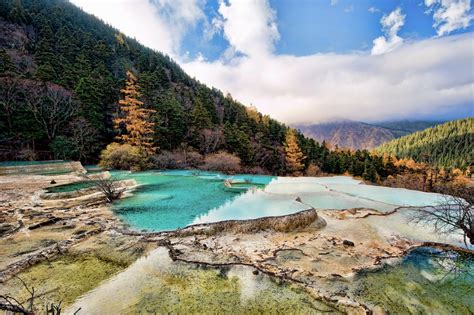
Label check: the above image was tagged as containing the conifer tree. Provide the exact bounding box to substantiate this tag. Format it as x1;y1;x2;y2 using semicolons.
284;128;305;175
114;70;156;154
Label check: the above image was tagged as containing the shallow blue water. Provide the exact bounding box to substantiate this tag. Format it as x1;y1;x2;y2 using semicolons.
111;170;276;231
110;170;448;232
353;247;474;313
0;160;69;166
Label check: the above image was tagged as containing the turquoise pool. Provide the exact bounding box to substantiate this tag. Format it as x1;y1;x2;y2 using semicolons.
352;247;474;313
111;170;276;231
47;181;96;193
110;170;449;232
0;160;76;175
0;160;70;166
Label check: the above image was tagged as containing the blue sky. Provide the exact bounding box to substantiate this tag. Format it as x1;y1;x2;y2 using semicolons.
72;0;473;123
180;0;472;60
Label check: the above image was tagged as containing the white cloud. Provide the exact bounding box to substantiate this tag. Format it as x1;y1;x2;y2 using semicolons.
368;7;380;14
70;0;205;56
425;0;473;36
203;15;224;41
183;34;474;124
371;8;405;55
344;5;354;13
217;0;279;58
70;0;473;125
330;0;338;6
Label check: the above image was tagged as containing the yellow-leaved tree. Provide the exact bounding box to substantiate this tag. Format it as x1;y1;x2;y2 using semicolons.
114;70;156;155
284;128;305;175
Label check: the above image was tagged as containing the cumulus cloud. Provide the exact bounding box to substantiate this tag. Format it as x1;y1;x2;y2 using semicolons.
371;8;405;55
368;7;380;14
217;0;279;58
70;0;205;56
183;34;473;124
70;0;473;124
424;0;473;36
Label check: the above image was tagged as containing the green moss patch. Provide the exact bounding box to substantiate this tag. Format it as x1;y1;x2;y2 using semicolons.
0;253;126;310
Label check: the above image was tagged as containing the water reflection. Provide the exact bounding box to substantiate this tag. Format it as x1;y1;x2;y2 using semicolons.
66;247;334;314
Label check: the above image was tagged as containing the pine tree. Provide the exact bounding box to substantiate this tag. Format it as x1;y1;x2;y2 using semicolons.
284;128;305;175
0;49;15;74
362;159;378;182
114;70;156;154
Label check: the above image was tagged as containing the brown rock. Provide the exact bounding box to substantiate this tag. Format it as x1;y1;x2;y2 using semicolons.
343;240;355;247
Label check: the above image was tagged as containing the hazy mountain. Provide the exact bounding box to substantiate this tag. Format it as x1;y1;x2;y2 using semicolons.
296;120;444;150
373;120;445;138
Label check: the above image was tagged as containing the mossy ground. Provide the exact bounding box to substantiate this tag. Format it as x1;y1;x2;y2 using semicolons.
0;232;149;312
117;264;335;314
2;253;124;309
353;258;474;314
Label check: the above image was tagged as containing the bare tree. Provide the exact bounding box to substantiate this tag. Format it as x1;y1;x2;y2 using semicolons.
410;185;473;246
199;128;223;154
0;76;21;132
0;276;35;315
0;276;64;315
83;175;124;203
25;82;77;141
69;117;99;161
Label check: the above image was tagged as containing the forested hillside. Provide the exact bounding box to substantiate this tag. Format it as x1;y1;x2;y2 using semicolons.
0;0;391;178
0;0;294;171
376;118;473;170
2;0;463;183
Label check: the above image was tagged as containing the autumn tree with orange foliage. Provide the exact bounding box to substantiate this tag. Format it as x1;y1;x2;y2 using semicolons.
114;71;156;155
284;128;306;175
381;156;471;192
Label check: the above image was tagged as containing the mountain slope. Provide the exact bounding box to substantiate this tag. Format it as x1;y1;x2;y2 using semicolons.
297;120;444;150
373;120;444;138
0;0;295;172
296;121;395;150
376;118;474;170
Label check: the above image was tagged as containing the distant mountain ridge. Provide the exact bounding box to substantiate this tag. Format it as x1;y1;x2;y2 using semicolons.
376;118;473;170
296;120;443;150
372;120;446;138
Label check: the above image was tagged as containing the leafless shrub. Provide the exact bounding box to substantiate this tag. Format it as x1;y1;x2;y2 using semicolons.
0;276;65;315
151;148;203;169
201;152;241;174
199;128;224;154
409;185;473;246
83;175;124;203
151;150;180;169
242;166;268;175
17;148;37;161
